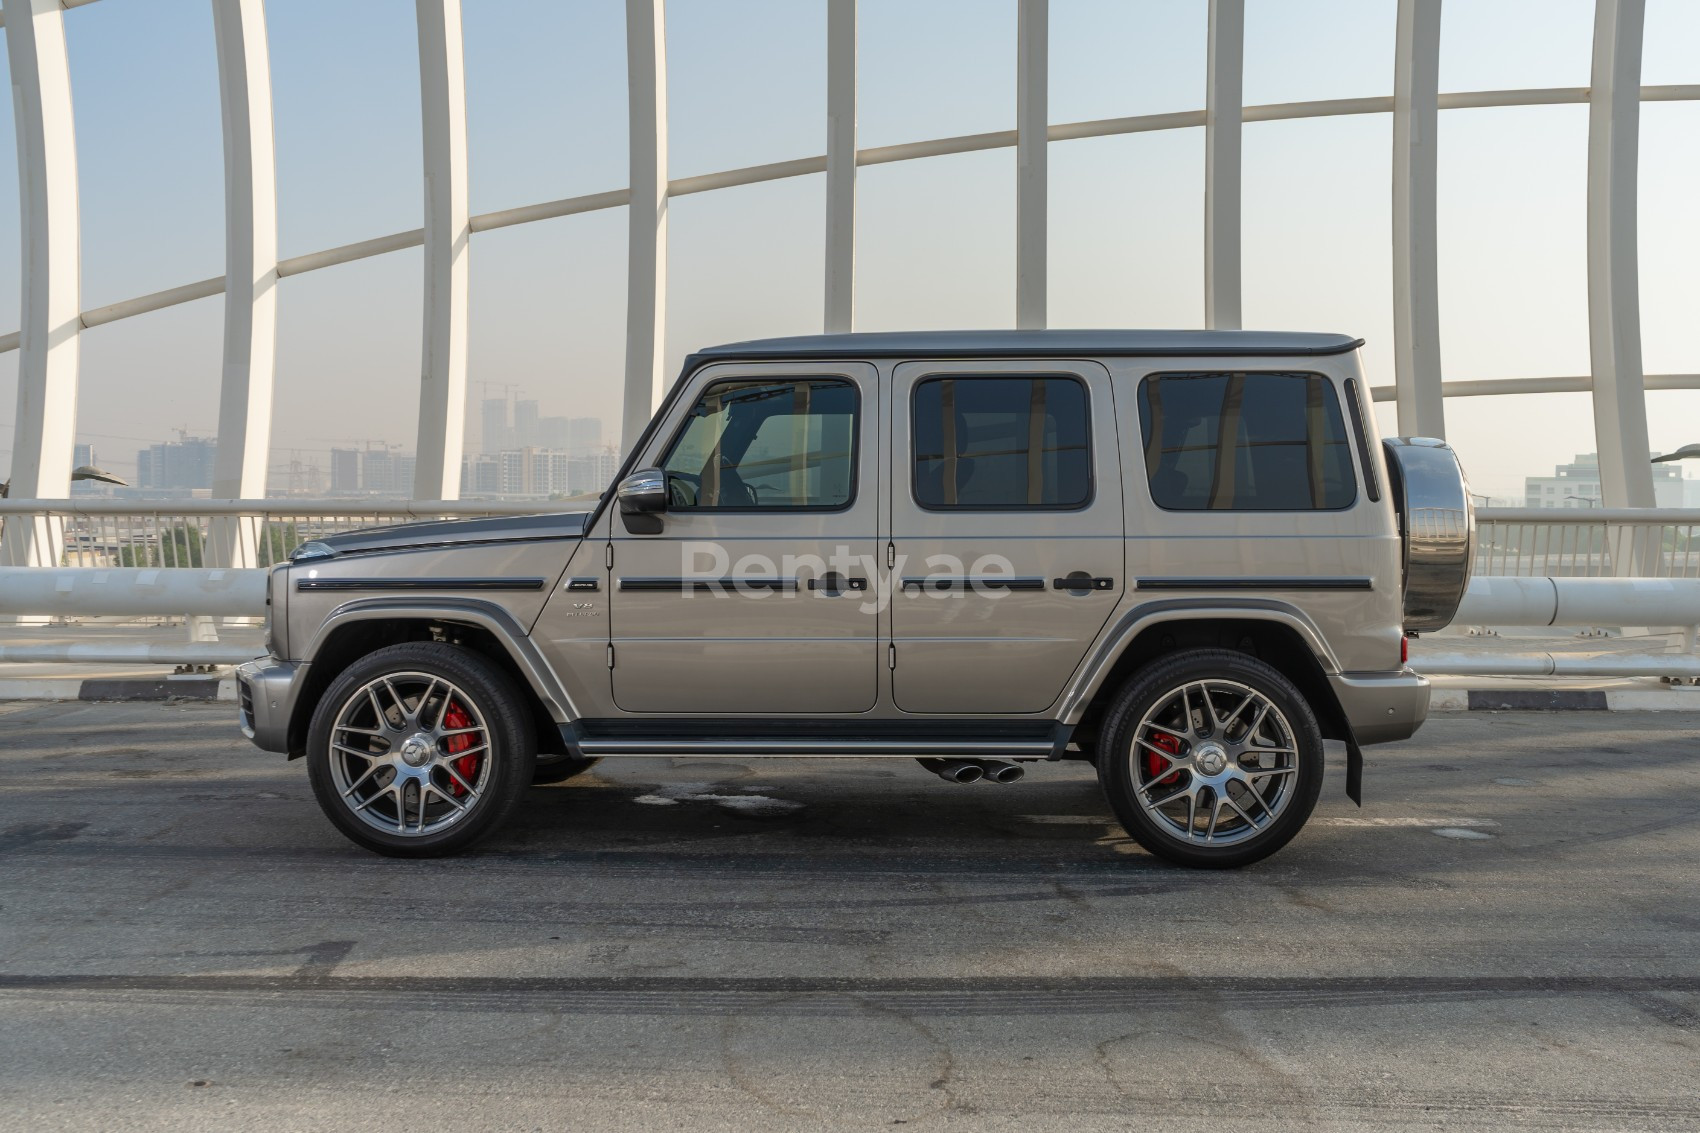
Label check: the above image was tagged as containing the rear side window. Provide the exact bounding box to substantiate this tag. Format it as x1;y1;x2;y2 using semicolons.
1138;372;1357;511
913;376;1091;510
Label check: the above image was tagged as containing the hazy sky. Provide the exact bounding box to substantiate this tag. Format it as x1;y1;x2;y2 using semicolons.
0;0;1695;498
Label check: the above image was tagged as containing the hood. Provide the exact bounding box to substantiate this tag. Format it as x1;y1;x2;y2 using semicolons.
293;511;589;560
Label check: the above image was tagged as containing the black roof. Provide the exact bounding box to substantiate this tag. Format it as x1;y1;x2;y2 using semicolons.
689;329;1363;363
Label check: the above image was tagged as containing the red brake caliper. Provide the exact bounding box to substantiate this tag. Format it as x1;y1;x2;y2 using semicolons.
443;700;479;795
1145;731;1183;787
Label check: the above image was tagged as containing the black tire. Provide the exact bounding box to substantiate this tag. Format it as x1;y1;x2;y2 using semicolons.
306;642;536;858
1097;649;1324;869
532;755;599;785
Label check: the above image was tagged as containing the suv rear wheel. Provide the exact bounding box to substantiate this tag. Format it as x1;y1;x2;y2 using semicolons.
306;642;536;858
1098;649;1324;868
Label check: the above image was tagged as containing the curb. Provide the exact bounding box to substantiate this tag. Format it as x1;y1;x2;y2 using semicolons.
1430;688;1700;712
0;677;237;703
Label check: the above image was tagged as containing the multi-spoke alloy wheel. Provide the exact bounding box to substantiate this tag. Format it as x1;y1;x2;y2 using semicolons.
1132;679;1298;846
1099;650;1324;868
306;643;535;857
328;671;491;838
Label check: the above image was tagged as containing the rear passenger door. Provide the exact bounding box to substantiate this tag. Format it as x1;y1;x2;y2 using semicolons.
887;360;1123;714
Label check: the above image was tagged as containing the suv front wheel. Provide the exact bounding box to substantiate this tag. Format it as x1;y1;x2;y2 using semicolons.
1098;650;1324;869
306;642;536;858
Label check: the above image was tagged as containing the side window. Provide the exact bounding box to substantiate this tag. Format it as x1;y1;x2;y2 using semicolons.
1138;372;1357;511
661;378;857;510
912;377;1091;510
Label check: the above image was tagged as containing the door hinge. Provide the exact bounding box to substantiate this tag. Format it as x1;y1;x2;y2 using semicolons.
888;643;896;670
604;542;614;569
886;542;896;569
606;643;615;669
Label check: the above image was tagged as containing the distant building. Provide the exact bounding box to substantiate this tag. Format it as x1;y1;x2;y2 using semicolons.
480;398;511;455
330;448;362;493
1525;453;1696;509
329;447;416;496
513;400;540;449
460;453;500;496
136;436;215;491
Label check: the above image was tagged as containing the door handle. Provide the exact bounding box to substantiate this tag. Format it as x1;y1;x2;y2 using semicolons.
808;572;869;596
1053;574;1115;593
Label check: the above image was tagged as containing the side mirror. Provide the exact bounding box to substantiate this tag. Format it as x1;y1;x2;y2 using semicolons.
617;468;667;533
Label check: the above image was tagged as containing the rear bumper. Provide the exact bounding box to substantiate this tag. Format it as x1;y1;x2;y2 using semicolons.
1329;669;1430;746
236;658;303;754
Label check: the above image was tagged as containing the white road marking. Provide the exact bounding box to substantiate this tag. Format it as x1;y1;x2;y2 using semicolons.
1017;814;1501;828
1312;817;1498;828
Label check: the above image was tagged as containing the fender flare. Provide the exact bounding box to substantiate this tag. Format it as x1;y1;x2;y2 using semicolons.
295;597;578;732
1058;597;1364;804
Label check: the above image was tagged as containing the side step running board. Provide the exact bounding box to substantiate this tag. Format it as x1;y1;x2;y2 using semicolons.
572;737;1057;759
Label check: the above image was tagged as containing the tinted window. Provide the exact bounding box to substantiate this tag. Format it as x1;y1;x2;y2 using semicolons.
1139;372;1357;511
913;377;1091;509
662;378;857;509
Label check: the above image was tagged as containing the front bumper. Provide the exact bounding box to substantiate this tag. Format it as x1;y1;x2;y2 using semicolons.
1329;669;1430;746
236;657;304;754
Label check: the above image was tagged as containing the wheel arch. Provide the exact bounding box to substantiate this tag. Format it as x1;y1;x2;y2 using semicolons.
285;599;574;758
1061;600;1352;753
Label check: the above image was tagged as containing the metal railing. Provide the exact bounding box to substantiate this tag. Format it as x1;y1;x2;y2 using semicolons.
1474;509;1700;579
0;498;569;569
6;500;1698;577
2;500;1700;682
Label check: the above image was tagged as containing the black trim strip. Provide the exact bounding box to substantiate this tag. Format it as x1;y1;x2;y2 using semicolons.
575;718;1056;740
618;577;800;593
295;577;547;593
1136;577;1374;592
1344;377;1382;502
900;576;1047;592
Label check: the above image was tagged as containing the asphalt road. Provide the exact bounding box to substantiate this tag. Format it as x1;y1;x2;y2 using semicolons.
2;700;1698;1131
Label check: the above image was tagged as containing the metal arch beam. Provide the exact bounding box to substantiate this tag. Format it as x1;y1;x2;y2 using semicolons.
3;83;1700;361
1586;0;1654;510
1015;0;1047;330
208;0;278;569
1391;0;1444;439
823;0;856;334
2;0;81;569
1368;373;1700;402
623;0;668;458
1204;0;1244;330
412;0;472;501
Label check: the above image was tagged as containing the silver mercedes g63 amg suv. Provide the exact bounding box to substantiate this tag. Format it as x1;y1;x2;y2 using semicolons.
237;330;1472;868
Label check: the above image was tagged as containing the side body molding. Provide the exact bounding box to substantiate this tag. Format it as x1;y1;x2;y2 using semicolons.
300;597;578;726
1056;597;1343;726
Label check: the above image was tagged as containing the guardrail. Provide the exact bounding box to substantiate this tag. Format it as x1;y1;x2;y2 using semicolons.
1474;508;1700;579
6;500;1696;577
2;501;1699;681
0;498;565;569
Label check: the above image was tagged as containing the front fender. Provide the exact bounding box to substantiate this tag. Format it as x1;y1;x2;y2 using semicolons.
1057;597;1343;726
300;597;577;726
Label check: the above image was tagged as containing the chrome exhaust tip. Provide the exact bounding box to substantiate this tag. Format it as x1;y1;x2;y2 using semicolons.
980;760;1025;783
917;758;984;784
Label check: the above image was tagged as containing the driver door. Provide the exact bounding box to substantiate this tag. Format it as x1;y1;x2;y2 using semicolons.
608;361;881;714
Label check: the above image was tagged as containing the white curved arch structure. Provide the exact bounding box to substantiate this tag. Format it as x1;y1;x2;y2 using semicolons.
3;0;1699;569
